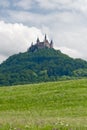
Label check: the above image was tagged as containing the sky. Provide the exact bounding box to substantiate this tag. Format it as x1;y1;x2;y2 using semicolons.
0;0;87;63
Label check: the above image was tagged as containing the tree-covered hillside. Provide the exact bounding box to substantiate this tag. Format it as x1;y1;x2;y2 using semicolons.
0;48;87;86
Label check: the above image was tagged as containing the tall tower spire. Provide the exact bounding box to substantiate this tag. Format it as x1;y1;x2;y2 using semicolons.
50;40;53;48
37;37;40;44
45;34;47;41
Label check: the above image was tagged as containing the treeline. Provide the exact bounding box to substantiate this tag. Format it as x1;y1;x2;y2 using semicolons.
0;48;87;86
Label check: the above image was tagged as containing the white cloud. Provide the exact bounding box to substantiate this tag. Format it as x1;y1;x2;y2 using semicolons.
51;25;87;61
0;21;43;63
58;47;83;59
72;0;87;13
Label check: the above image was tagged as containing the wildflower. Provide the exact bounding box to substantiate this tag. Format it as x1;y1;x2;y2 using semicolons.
66;124;69;127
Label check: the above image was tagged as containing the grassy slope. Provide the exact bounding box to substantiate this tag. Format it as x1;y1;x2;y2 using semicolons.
0;79;87;129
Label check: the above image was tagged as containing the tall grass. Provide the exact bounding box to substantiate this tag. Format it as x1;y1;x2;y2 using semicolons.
0;79;87;129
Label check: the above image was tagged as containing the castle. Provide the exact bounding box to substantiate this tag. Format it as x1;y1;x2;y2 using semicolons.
28;34;53;52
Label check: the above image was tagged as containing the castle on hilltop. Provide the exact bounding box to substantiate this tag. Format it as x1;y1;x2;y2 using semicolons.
28;34;53;52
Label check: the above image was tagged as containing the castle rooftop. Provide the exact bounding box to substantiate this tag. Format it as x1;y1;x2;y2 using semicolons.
28;34;53;52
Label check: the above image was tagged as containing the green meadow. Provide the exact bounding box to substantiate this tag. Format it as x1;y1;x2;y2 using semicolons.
0;79;87;130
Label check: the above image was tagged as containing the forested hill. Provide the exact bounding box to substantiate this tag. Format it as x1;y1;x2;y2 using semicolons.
0;48;87;86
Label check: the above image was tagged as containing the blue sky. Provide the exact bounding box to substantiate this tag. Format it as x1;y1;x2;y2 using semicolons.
0;0;87;63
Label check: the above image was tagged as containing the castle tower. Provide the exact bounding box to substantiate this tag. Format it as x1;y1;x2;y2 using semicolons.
44;34;50;47
44;34;48;43
50;40;53;48
37;37;40;44
45;34;47;41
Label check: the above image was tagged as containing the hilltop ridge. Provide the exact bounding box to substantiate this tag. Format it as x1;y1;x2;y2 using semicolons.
0;45;87;86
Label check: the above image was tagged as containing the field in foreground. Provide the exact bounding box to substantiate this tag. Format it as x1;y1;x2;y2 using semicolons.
0;79;87;130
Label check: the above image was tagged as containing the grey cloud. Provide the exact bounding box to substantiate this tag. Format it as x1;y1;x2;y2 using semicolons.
13;0;33;10
1;0;87;14
0;0;10;8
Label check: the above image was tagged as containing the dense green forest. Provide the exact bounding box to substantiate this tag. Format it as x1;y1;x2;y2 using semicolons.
0;48;87;86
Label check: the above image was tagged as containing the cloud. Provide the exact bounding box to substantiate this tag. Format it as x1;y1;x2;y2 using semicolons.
1;0;87;14
0;0;10;8
36;0;71;10
52;25;87;60
13;0;33;10
0;21;43;63
36;0;87;13
58;47;83;59
0;0;87;63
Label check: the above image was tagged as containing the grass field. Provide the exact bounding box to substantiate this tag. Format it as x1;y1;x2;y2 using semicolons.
0;79;87;130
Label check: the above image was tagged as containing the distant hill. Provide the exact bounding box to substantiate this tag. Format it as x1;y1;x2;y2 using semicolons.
0;48;87;86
